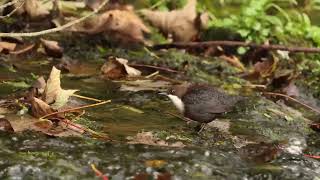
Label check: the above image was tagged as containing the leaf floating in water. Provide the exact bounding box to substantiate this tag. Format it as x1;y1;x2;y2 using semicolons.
101;57;141;80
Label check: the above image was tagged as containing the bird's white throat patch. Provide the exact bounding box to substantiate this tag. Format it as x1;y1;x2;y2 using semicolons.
167;94;185;113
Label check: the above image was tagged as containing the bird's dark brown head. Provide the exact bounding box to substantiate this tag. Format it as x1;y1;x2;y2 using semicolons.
167;83;191;98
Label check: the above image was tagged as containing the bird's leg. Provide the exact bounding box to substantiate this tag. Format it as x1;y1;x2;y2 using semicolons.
197;123;207;134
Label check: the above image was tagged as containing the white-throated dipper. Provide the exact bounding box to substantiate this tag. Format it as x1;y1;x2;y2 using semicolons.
166;83;244;123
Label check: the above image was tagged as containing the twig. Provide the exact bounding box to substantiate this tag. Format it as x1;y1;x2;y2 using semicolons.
262;92;320;114
152;40;320;53
129;63;182;73
0;0;24;19
0;0;20;9
72;94;104;102
40;100;111;119
145;71;159;78
0;0;109;37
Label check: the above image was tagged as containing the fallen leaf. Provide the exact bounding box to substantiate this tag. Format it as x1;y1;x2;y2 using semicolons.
7;114;82;137
101;57;141;79
40;38;63;58
142;0;206;42
0;41;17;53
51;89;78;109
33;119;53;130
43;66;78;109
253;58;278;78
71;9;150;43
128;131;185;147
0;118;14;132
24;0;50;19
30;97;55;118
120;79;170;92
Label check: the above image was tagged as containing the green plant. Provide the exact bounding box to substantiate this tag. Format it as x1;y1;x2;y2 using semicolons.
211;0;320;46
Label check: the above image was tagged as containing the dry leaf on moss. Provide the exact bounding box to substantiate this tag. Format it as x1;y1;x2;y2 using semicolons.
0;118;14;132
43;66;78;109
101;57;141;79
71;9;150;43
40;38;63;58
253;58;278;78
20;0;50;19
141;0;206;42
0;41;16;53
30;97;55;118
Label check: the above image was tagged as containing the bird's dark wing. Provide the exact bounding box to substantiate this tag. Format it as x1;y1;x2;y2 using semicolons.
182;85;241;114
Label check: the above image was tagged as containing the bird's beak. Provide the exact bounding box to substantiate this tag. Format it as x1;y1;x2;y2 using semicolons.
158;92;168;96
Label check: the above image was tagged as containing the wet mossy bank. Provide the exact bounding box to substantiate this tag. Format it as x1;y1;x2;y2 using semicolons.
0;38;320;179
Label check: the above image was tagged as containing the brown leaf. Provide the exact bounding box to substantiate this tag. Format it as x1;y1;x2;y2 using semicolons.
40;38;63;58
142;0;206;42
7;113;82;137
253;58;278;78
0;118;14;132
100;57;141;80
72;9;150;43
33;119;53;130
24;0;50;19
30;97;55;118
0;41;17;53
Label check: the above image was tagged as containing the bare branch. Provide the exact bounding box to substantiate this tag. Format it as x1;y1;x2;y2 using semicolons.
0;0;24;19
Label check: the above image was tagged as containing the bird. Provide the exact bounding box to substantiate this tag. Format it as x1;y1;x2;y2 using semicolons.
166;83;244;124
